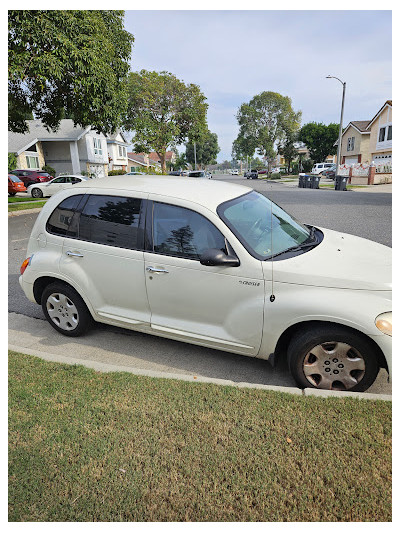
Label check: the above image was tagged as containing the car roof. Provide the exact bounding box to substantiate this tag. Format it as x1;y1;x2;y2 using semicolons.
71;175;251;210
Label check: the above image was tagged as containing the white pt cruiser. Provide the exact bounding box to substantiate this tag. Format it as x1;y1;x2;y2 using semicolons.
19;176;392;392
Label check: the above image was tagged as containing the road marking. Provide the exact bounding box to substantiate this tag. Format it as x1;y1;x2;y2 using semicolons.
11;238;29;242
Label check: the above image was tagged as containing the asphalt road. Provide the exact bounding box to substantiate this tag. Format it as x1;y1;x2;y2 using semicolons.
8;176;392;394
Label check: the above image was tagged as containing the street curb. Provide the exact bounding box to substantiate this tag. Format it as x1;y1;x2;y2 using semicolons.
8;344;391;401
8;207;43;217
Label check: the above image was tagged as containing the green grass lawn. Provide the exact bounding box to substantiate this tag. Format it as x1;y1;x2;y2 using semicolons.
9;351;391;522
8;197;38;203
8;201;47;212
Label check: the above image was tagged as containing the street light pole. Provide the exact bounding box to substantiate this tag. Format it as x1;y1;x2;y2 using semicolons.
194;141;197;170
326;75;346;174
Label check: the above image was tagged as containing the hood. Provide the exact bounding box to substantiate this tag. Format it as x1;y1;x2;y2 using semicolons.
263;227;391;291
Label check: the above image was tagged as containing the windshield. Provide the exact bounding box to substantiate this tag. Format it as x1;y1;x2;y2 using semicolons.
217;191;311;260
9;174;22;183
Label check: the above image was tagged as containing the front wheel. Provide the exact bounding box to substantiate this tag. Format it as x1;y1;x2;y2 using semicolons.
9;192;16;197
31;187;43;198
41;282;93;337
287;325;379;392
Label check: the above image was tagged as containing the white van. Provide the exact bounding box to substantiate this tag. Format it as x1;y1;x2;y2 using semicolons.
311;163;334;174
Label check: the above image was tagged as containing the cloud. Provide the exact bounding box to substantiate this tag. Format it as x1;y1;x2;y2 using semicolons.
124;10;392;161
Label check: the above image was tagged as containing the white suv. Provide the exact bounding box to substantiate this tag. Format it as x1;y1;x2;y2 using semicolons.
19;175;392;392
311;163;334;174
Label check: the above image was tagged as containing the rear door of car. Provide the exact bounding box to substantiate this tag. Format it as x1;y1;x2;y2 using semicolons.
59;192;151;326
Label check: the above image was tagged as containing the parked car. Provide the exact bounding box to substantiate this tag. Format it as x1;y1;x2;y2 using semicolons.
11;169;53;187
188;171;211;179
311;163;334;175
19;176;392;392
125;171;145;175
230;169;239;175
258;169;268;175
321;165;337;179
27;175;90;198
246;170;259;179
169;171;185;176
8;174;27;196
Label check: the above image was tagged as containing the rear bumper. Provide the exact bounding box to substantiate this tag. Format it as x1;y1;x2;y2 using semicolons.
19;276;36;304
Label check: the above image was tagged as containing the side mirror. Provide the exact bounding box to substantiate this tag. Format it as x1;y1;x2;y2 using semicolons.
200;248;240;267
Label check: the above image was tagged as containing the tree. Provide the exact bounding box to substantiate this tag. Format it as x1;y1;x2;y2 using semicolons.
298;122;339;163
8;10;134;134
277;132;299;173
173;151;188;170
235;91;301;174
185;130;220;169
124;70;208;173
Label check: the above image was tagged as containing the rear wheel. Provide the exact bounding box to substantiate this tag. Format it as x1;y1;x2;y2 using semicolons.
31;187;43;198
287;325;379;392
9;192;16;197
41;282;93;337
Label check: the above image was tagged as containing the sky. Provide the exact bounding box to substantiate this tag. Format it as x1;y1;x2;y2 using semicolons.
125;10;392;162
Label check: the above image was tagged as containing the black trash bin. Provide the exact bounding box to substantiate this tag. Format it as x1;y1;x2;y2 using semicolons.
305;175;312;188
298;174;305;188
335;175;348;191
312;175;321;189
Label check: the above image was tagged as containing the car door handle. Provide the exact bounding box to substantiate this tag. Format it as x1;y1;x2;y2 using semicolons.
146;266;169;273
66;251;84;257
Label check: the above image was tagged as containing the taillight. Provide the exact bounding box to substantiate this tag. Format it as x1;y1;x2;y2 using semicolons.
20;256;33;275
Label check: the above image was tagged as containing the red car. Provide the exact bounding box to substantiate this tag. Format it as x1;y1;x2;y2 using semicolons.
11;169;53;188
8;174;27;196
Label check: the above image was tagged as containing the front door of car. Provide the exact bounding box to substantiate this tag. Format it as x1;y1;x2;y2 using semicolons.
144;200;265;356
59;193;150;326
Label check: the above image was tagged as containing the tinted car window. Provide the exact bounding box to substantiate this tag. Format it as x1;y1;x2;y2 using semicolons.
77;195;143;250
152;202;226;260
46;195;85;236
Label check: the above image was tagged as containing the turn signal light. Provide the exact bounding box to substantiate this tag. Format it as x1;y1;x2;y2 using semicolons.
20;256;32;275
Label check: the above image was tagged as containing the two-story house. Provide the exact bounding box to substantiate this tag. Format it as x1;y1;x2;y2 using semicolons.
8;119;109;177
106;131;130;172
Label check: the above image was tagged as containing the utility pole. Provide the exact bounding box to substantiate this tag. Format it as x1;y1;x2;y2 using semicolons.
326;75;346;173
194;141;197;170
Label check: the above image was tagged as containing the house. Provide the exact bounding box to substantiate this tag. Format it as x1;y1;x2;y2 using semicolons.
367;100;392;169
127;152;161;173
336;120;371;166
337;100;392;168
8;119;109;177
106;131;130;172
148;151;176;166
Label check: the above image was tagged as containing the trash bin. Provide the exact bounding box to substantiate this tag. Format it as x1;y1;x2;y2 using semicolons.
305;175;312;188
335;175;348;191
312;175;321;189
298;173;305;188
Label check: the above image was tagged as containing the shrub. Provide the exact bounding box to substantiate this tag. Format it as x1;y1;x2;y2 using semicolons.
108;169;126;176
270;172;281;179
43;165;56;177
8;152;17;172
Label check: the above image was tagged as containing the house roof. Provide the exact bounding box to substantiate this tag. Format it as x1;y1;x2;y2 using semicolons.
366;100;392;129
106;130;130;145
148;151;175;162
8;119;92;155
127;152;161;167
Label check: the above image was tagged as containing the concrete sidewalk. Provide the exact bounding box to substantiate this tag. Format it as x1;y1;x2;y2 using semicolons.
8;312;391;401
278;178;392;193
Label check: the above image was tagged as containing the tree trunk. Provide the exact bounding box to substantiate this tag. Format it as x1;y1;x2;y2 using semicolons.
157;151;167;174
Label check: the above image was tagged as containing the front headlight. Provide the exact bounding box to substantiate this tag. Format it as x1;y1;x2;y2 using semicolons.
375;312;392;336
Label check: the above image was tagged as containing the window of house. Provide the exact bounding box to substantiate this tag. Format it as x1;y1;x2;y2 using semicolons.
93;138;103;155
77;195;143;249
379;127;386;142
26;155;40;169
346;137;355;151
387;125;392;141
118;145;126;158
152;202;226;260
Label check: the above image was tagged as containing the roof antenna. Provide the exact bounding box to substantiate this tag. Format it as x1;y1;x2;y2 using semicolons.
270;196;275;302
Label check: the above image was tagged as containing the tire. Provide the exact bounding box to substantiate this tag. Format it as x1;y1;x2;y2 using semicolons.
9;192;16;197
41;282;93;337
31;187;43;198
287;324;379;392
